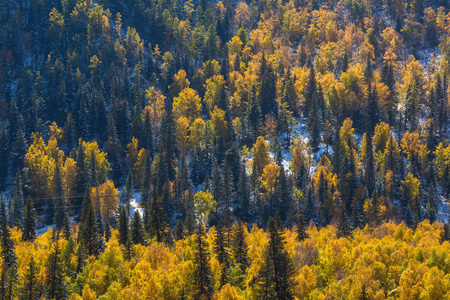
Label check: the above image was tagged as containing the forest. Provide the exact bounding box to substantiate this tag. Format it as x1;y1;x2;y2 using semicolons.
0;0;449;298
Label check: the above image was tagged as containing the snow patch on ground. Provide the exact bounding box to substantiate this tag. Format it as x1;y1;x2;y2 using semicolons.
36;224;54;235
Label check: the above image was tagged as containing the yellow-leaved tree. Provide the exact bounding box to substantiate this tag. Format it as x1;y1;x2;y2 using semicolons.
91;180;119;222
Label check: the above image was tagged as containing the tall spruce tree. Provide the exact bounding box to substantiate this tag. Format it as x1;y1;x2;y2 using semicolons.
214;222;229;287
118;205;129;246
158;95;177;189
45;241;66;300
79;190;100;256
296;208;308;241
193;223;213;299
131;210;145;245
52;162;67;229
256;216;294;300
21;256;38;300
259;54;278;118
232;220;249;272
1;197;17;269
149;188;167;242
22;196;37;242
10;169;24;228
237;163;250;222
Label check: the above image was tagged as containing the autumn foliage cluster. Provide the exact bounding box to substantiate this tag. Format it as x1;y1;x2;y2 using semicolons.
1;220;450;299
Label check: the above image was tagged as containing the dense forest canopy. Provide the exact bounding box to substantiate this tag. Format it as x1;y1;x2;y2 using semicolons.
0;0;449;298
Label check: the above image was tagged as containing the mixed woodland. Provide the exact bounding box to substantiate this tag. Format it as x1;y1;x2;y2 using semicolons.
0;0;449;298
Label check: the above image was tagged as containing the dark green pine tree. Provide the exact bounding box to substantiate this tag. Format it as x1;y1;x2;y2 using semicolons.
10;169;24;228
21;256;38;300
0;123;8;191
52;162;67;229
405;80;420;131
158;96;177;189
142;110;153;155
149;188;167;242
237;163;250;222
96;215;106;253
425;175;437;223
75;139;87;197
79;190;100;256
22;196;37;242
174;220;184;241
214;222;229;287
307;81;322;152
381;59;396;125
1;196;17;269
440;223;450;243
332;124;343;176
185;206;196;237
12;114;28;171
436;73;448;141
222;160;235;225
5;263;18;300
351;187;364;230
366;82;378;134
296;209;308;241
305;186;316;224
259;53;278;118
305;65;316;118
193;223;213;299
256;217;294;300
364;113;375;197
131;210;145;245
276;166;292;222
232;220;249;272
248;86;262;143
45;241;66;300
62;212;71;241
118;205;129;246
337;195;350;238
211;162;223;217
203;24;218;61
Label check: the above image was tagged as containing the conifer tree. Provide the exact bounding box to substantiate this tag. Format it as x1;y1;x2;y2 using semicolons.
232;220;249;272
222;160;235;225
1;198;17;270
425;174;437;223
155;188;170;242
296;209;308;241
22;196;37;242
193;223;213;299
45;241;66;300
21;256;38;300
276;166;291;222
0;123;8;191
174;220;184;241
79;190;99;256
62;212;71;241
237;163;250;222
303;185;315;225
185;206;196;236
259;54;278;118
131;210;145;245
256;217;294;300
337;195;350;237
10;169;24;228
214;222;229;287
118;205;129;246
364;132;375;197
53;162;67;229
158;96;177;187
